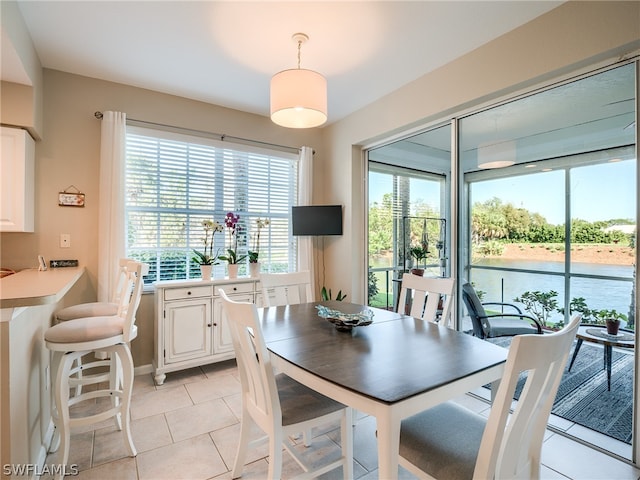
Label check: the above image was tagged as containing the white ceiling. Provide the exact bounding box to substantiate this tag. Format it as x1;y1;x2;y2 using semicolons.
11;1;564;125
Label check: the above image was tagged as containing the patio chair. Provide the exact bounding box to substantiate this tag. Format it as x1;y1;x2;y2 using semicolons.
218;289;353;480
397;274;455;327
397;313;581;479
462;282;543;339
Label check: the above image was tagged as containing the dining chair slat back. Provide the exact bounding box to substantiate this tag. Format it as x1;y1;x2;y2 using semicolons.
398;313;581;480
260;270;314;307
218;289;353;480
397;274;455;327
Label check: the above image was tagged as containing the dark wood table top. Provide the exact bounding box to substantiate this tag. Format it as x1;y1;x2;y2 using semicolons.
259;301;508;404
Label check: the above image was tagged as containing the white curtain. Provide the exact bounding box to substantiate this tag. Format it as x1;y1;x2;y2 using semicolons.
297;146;315;295
98;111;127;302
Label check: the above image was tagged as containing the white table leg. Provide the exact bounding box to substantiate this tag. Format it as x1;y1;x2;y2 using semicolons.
376;409;400;480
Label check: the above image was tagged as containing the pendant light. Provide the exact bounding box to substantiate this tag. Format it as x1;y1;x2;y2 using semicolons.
477;140;516;169
270;33;327;129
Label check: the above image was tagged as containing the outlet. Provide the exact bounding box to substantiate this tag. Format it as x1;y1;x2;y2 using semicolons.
60;233;71;248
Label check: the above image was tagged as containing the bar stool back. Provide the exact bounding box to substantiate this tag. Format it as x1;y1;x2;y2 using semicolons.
54;258;133;321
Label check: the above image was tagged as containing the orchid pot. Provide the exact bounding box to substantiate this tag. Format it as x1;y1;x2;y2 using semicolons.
200;264;212;281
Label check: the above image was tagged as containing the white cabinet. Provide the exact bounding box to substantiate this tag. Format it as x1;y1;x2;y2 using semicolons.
153;278;259;385
0;126;35;232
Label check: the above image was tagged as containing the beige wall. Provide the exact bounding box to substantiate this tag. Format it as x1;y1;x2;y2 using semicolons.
322;0;640;304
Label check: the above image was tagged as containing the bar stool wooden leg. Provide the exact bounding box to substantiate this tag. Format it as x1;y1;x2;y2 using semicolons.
53;352;76;476
117;344;136;456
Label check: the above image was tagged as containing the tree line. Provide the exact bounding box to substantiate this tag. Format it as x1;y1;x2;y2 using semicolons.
368;195;634;257
471;197;632;245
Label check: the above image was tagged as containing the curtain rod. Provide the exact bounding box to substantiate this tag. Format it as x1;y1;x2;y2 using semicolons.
94;111;301;155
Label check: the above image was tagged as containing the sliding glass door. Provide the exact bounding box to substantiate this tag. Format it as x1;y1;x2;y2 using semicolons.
367;124;451;310
459;62;636;455
366;60;637;458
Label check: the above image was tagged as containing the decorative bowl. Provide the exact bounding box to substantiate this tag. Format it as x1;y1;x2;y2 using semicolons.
316;305;374;331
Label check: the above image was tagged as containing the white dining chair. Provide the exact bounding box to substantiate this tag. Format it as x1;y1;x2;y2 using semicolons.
260;270;314;307
45;260;148;479
397;313;581;480
259;270;316;444
397;274;455;327
219;289;353;480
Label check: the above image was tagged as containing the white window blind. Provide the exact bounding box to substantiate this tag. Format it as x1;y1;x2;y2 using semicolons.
125;126;298;283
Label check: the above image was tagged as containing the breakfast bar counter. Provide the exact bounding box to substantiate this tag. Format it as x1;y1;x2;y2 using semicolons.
0;266;87;477
0;266;85;311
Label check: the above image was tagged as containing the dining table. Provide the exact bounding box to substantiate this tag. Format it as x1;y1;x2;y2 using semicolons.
258;300;509;479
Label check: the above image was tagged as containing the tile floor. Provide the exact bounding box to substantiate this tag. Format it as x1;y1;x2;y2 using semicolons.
43;360;640;480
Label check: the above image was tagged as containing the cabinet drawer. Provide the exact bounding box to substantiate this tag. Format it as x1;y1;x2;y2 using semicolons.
214;282;254;296
164;285;213;301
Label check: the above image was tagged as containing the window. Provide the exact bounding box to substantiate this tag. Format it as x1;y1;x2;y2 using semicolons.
125;126;298;283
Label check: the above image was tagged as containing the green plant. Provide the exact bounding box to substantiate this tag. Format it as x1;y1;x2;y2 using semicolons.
368;271;379;304
409;243;429;264
321;286;347;301
192;219;223;265
513;290;558;328
557;297;596;323
594;309;627;325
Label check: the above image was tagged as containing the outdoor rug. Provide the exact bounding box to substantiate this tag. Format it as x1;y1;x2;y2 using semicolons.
487;336;634;444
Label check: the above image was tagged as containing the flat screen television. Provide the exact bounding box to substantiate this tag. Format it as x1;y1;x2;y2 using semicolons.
292;205;343;236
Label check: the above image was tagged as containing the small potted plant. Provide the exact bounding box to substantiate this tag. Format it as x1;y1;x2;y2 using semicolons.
247;217;269;277
219;212;247;278
595;309;628;335
192;219;223;280
409;242;429;276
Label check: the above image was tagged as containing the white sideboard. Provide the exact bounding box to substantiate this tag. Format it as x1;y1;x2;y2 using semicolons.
153;277;262;385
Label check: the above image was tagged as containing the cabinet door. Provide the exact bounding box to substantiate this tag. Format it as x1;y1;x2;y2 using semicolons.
0;127;34;232
213;293;254;354
164;298;213;364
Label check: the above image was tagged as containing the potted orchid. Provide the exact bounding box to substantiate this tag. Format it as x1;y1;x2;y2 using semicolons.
248;217;269;276
219;212;246;277
192;219;223;280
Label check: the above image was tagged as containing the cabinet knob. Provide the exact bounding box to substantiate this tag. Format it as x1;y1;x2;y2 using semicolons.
187;291;192;295
213;323;218;327
207;323;212;327
233;287;237;291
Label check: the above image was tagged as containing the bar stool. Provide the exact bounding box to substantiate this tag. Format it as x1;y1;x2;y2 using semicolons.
53;258;132;396
55;258;132;321
45;260;147;478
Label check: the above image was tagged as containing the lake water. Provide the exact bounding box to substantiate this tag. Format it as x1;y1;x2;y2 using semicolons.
370;256;635;324
470;259;635;324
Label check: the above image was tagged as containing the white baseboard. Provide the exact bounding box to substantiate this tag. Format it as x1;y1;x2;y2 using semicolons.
134;364;153;376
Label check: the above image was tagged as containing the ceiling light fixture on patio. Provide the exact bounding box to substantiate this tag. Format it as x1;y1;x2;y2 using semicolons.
477;140;516;169
270;33;327;129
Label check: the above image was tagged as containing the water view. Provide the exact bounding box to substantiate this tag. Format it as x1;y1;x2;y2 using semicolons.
370;255;635;326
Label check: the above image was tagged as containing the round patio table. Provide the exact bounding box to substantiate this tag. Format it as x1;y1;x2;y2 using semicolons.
567;325;635;391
